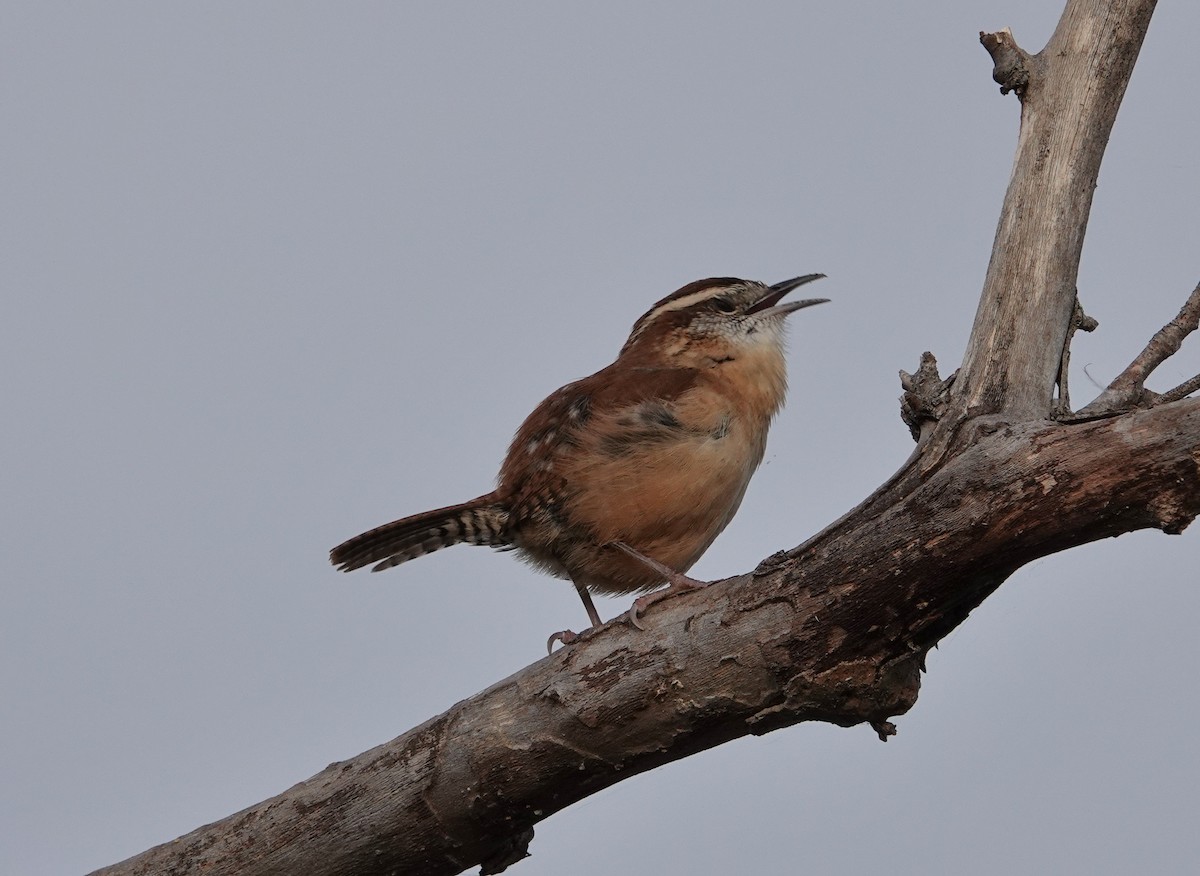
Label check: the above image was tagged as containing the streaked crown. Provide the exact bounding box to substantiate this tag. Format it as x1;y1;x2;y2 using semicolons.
620;274;827;355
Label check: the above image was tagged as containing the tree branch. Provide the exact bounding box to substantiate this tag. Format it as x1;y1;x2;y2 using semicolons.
956;0;1156;421
94;400;1200;876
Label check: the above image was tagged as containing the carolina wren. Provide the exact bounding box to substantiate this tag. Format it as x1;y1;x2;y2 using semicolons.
331;274;827;649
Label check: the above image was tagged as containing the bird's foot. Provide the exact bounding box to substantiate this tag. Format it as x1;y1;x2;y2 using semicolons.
626;575;708;630
546;623;609;653
607;541;708;629
546;629;581;654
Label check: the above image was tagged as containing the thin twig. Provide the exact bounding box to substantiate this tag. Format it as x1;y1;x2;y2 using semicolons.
1078;282;1200;415
1054;295;1098;417
1109;282;1200;390
1153;373;1200;407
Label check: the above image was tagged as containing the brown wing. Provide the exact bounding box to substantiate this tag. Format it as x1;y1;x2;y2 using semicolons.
498;363;700;487
495;364;701;547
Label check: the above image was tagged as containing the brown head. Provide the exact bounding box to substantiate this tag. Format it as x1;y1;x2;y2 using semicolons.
618;274;828;368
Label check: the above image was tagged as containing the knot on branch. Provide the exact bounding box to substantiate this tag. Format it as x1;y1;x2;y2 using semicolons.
871;720;897;742
480;827;534;875
900;352;957;442
746;653;922;740
980;28;1032;97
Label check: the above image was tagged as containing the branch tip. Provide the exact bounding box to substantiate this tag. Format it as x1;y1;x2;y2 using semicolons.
980;28;1032;96
1154;373;1200;407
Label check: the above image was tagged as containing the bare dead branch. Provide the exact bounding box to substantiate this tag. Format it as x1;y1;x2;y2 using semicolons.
954;0;1156;422
91;400;1200;876
1079;281;1200;415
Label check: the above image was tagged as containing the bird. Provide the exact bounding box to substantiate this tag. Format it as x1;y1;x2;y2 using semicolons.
330;274;827;650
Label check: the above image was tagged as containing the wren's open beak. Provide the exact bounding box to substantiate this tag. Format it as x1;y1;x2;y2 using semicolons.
746;273;829;317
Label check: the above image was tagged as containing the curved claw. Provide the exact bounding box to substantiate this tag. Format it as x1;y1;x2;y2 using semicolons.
625;577;709;632
626;602;646;631
546;629;579;654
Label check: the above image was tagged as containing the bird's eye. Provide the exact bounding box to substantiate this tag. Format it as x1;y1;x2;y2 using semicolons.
713;299;737;313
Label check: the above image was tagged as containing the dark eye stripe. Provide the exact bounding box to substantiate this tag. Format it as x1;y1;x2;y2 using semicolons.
625;277;747;344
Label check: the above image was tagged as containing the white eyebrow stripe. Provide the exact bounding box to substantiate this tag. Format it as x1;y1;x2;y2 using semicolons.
628;287;726;342
651;288;723;315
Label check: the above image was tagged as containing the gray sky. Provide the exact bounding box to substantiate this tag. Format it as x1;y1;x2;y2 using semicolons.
4;3;1198;874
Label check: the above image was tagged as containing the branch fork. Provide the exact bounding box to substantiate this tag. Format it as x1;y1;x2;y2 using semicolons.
1076;281;1200;417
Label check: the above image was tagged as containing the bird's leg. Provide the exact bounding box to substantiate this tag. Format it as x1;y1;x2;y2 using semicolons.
610;541;708;630
547;577;604;653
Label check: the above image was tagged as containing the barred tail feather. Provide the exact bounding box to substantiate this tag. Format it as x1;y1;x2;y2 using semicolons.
330;495;511;573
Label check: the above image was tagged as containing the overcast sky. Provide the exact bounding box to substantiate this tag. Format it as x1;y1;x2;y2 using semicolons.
4;3;1198;874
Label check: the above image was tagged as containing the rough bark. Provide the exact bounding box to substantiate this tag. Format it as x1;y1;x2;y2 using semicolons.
92;401;1200;876
94;2;1191;875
